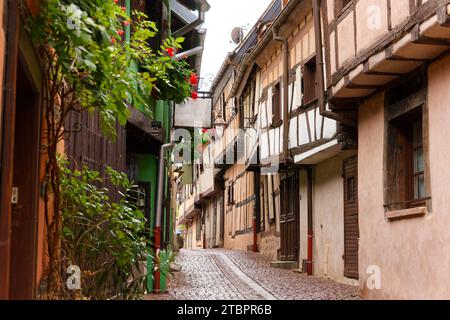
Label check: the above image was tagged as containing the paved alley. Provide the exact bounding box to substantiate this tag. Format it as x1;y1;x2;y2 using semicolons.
147;249;360;300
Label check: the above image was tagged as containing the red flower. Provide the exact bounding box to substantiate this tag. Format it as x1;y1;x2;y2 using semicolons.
123;20;131;26
114;0;119;3
189;73;198;85
191;91;198;100
165;48;174;57
117;29;124;36
201;128;208;134
121;6;126;12
111;37;117;45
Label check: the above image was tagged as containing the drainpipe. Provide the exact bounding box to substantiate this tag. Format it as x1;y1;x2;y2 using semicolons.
153;142;174;293
306;167;313;276
273;30;291;162
252;173;260;253
312;0;357;127
174;46;204;61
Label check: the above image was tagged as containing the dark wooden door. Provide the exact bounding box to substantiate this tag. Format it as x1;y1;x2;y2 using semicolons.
280;171;299;261
343;156;359;279
9;58;41;299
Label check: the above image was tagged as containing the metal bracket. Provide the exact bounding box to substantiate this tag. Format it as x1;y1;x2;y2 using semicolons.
11;187;19;204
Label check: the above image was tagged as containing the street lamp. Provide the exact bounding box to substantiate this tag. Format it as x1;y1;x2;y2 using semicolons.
214;116;226;139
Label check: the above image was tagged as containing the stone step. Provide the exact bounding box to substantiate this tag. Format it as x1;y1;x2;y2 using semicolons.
270;260;298;270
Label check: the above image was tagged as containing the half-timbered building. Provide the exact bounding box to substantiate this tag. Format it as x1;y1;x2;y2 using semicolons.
321;0;450;299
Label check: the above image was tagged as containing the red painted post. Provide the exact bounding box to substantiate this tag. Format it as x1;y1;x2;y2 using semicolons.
252;216;258;253
307;167;313;276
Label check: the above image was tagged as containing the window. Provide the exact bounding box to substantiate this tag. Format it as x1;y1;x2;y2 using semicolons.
387;108;425;208
412;120;425;200
272;82;281;124
385;69;429;212
227;182;235;206
303;57;317;104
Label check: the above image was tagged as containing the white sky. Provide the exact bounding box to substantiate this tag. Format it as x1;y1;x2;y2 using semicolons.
199;0;274;91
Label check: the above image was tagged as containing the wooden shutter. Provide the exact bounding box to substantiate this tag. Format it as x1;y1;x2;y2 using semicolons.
343;156;359;279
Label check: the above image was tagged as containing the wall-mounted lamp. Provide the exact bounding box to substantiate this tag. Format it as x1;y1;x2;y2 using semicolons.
214;116;226;139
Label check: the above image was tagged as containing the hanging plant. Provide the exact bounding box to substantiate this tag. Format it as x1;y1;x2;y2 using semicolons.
28;0;194;299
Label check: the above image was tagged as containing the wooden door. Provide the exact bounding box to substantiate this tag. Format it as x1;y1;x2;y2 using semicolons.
9;57;41;299
280;171;299;261
343;156;359;279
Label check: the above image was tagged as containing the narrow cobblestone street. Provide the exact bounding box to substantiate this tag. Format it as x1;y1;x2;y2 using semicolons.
147;249;360;300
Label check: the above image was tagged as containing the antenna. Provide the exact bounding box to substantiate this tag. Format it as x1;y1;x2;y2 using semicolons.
231;27;244;44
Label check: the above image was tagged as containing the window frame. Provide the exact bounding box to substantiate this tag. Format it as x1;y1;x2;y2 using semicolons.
302;56;318;105
335;0;353;18
384;68;431;218
271;82;282;126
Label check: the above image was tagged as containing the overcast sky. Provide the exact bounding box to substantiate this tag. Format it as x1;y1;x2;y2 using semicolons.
199;0;273;91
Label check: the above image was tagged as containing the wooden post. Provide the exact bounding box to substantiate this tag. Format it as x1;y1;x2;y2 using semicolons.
0;0;20;300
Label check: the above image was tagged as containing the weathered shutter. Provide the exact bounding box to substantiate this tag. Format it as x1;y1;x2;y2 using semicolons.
343;156;359;279
295;66;303;107
267;86;273;126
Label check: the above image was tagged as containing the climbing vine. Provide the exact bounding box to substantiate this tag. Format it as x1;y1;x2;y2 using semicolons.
28;0;193;298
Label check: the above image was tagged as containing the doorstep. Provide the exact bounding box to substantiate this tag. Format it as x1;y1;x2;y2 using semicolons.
270;261;298;270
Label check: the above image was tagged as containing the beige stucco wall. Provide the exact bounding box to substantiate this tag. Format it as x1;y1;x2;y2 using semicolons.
185;215;203;250
299;154;358;285
358;54;450;299
223;165;256;251
355;0;388;54
259;10;314;90
258;230;280;261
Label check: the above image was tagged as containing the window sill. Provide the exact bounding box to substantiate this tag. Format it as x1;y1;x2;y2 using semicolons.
386;207;427;221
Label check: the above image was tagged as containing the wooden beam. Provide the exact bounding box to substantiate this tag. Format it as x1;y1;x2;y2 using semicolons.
411;23;450;46
437;4;450;27
344;75;381;90
363;62;403;76
386;45;429;62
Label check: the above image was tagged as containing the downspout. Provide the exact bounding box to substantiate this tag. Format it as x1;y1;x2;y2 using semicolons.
273;30;291;162
306;167;313;276
252;172;260;252
153;142;174;293
0;0;19;300
312;0;357;127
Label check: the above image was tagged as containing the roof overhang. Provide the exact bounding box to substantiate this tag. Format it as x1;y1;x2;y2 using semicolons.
329;4;450;106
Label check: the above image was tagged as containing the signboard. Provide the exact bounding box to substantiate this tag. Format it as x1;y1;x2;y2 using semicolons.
174;96;213;128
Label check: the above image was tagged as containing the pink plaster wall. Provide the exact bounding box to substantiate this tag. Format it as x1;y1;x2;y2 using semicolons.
358;55;450;299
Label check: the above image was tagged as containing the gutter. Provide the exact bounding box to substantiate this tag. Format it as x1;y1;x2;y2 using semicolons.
306;167;313;275
153;142;174;293
172;0;209;37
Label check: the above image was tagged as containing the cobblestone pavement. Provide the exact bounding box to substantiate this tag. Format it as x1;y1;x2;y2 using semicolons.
146;249;360;300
